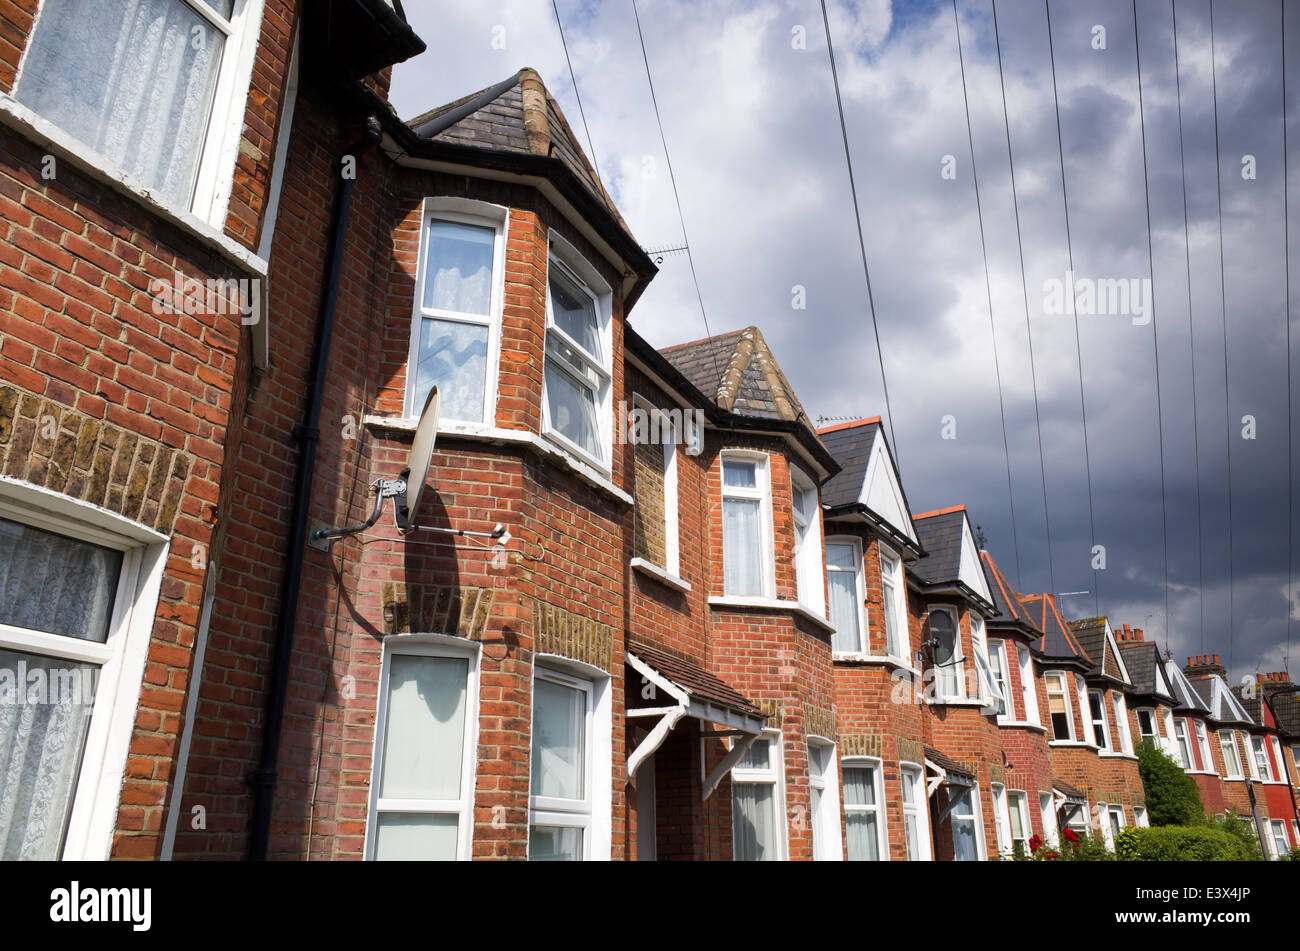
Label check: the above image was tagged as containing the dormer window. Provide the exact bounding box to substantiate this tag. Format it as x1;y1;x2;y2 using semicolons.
407;199;508;424
542;244;612;466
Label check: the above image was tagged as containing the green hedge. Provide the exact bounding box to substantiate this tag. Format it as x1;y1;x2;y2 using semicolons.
1114;825;1258;861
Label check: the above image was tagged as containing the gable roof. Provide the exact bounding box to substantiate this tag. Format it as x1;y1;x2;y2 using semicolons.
1190;675;1254;725
910;507;993;609
1067;616;1131;685
1164;661;1212;714
1117;641;1175;702
1020;593;1091;665
818;418;920;554
979;549;1039;636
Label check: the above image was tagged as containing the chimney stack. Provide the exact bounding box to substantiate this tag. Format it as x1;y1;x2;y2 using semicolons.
1256;671;1294;696
1185;653;1226;679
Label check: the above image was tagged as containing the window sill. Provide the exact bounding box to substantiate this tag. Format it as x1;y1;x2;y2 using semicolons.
997;720;1047;734
706;595;835;634
1047;740;1098;749
1098;751;1139;761
0;93;267;280
832;654;920;677
363;416;633;506
630;558;691;593
925;698;986;708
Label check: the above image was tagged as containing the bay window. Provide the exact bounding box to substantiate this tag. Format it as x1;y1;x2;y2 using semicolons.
971;617;1001;711
1172;719;1192;770
0;504;163;861
807;741;841;861
790;470;824;615
15;0;261;217
1194;721;1215;774
1270;737;1287;780
1112;694;1133;754
1136;708;1158;746
1088;690;1110;750
1218;730;1243;779
1039;792;1059;847
1251;737;1276;781
991;784;1011;856
1076;676;1096;745
842;759;886;861
1007;791;1030;855
542;246;613;465
949;786;983;861
1018;646;1040;725
879;545;907;660
529;667;597;860
900;764;930;860
367;638;479;861
987;639;1009;718
731;731;785;861
1269;820;1290;858
826;538;865;655
1107;805;1125;847
720;453;773;597
407;199;507;424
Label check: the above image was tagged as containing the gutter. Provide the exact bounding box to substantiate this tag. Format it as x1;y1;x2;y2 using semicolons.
246;115;383;861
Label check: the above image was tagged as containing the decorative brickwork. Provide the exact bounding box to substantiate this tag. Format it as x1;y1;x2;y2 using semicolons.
533;598;614;672
380;582;494;640
802;702;836;741
841;733;884;758
0;384;192;533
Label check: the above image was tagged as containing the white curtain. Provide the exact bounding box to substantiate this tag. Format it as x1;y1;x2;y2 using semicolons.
415;318;488;422
0;650;97;860
844;767;879;861
723;499;761;595
731;783;775;860
951;791;978;861
423;221;494;315
531;679;586;801
0;518;122;642
16;0;227;206
827;570;860;653
378;655;467;801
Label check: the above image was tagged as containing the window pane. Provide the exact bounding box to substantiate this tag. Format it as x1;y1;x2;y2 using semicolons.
414;317;488;422
826;542;857;569
544;361;601;458
951;791;978;861
529;824;583;861
0;517;122;643
828;571;861;654
843;766;876;807
722;460;757;489
16;0;226;206
845;812;879;861
1008;795;1024;840
904;813;920;860
722;498;762;595
378;655;468;801
531;678;586;801
422;220;495;315
901;770;916;805
548;267;600;360
732;783;776;860
736;736;770;771
0;648;98;860
372;812;458;861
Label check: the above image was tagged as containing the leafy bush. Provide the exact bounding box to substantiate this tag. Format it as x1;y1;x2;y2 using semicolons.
1202;809;1265;861
1114;825;1259;861
1137;741;1204;826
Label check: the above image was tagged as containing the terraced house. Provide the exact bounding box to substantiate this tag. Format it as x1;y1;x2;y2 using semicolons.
1;0;1297;864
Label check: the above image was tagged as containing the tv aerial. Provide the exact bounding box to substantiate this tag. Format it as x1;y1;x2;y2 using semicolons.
309;385;511;551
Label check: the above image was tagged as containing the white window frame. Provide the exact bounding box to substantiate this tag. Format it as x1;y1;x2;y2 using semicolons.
1244;730;1261;779
900;762;931;861
541;235;614;470
879;543;908;662
927;604;964;701
1076;675;1097;746
971;616;1001;713
1045;671;1075;741
1218;730;1243;779
528;659;612;861
405;197;509;427
1006;790;1031;855
1194;720;1216;775
841;756;888;862
1107;804;1126;849
1172;718;1193;770
0;485;168;861
1291;744;1300;779
987;638;1011;721
807;738;842;861
1112;693;1133;754
1269;820;1289;859
948;784;986;861
15;0;264;227
719;450;775;599
1088;689;1111;751
1039;791;1059;847
991;783;1012;857
1134;806;1150;828
630;393;680;577
364;635;480;861
790;467;825;616
1018;645;1040;725
1136;707;1159;746
826;536;867;658
730;728;787;861
1269;736;1287;782
1161;709;1179;760
1252;736;1276;782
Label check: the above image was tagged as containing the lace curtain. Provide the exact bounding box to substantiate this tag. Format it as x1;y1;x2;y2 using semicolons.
16;0;227;207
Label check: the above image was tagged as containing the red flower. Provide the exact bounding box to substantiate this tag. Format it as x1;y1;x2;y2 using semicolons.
1040;849;1059;861
1028;834;1042;853
1063;828;1079;843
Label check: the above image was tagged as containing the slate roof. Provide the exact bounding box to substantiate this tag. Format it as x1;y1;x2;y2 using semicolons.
1052;778;1088;802
1118;641;1162;696
923;746;975;783
1266;687;1300;738
627;640;764;718
910;509;964;586
819;419;881;509
407;68;625;231
1164;661;1212;713
1020;593;1092;664
1227;685;1264;727
980;549;1038;632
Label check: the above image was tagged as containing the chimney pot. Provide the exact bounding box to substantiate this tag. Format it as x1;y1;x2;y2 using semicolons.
1212;653;1219;665
1134;627;1143;640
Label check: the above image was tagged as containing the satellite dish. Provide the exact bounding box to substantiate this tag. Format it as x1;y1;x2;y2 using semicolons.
395;385;439;533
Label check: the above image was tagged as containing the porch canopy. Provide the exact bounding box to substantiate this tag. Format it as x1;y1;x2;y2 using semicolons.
1052;779;1089;825
625;640;767;800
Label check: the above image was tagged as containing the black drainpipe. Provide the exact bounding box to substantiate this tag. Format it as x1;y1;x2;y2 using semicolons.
247;115;382;860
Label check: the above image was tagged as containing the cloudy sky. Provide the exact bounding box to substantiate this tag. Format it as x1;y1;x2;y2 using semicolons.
390;0;1298;684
